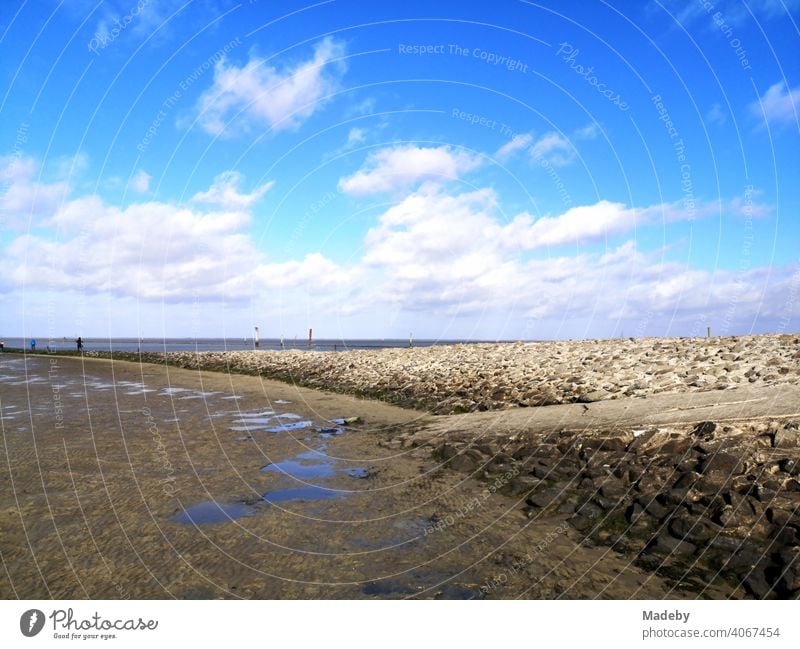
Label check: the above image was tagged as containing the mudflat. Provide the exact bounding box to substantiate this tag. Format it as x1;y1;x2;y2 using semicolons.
1;339;798;599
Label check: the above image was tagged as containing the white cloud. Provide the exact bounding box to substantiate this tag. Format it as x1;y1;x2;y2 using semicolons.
503;201;638;249
347;97;376;116
0;155;70;229
663;0;800;27
51;152;89;179
1;157;793;336
530;132;574;166
705;103;726;126
0;168;342;301
346;127;366;147
496;133;533;159
496;123;597;165
573;123;601;140
191;170;273;209
338;145;483;196
130;169;151;194
750;81;800;126
194;37;346;136
339;186;798;328
253;253;354;293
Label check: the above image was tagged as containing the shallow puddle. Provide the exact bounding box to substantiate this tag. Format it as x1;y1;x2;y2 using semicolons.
264;420;314;433
261;459;336;479
319;427;344;439
362;580;413;596
295;449;327;460
228;425;274;432
170;501;254;525
161;387;191;395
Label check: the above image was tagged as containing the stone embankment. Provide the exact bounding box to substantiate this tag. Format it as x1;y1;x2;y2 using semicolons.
89;334;799;414
389;417;800;598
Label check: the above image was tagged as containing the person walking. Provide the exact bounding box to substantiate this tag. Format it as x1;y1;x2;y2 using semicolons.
76;336;83;351
30;339;36;350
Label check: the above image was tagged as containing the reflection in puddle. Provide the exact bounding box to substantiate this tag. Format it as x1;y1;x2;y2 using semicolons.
319;427;344;439
170;501;254;525
264;420;313;433
228;425;273;432
162;387;190;395
296;449;327;460
434;585;480;600
362;580;413;596
178;391;220;400
263;486;343;503
261;459;336;479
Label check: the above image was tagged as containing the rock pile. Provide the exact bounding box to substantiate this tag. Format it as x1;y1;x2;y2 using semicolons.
92;334;799;415
401;418;800;598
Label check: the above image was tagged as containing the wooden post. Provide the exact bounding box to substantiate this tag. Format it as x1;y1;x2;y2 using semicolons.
254;326;260;348
308;328;313;348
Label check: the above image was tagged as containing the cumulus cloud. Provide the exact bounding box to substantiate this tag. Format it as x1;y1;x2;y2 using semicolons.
1;156;792;335
338;145;483;196
191;170;273;209
194;37;346;136
342;187;797;329
0;166;344;301
750;81;800;126
503;201;638;249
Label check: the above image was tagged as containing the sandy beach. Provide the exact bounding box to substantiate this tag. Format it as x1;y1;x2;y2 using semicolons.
1;334;799;599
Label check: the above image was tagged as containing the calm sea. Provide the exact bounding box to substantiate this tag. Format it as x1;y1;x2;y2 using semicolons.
0;337;500;353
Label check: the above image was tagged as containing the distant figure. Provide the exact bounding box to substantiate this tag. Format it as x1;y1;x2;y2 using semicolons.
30;339;36;350
76;336;84;351
0;341;4;352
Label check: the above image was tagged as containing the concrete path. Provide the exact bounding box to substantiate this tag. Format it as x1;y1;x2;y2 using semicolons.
422;384;800;438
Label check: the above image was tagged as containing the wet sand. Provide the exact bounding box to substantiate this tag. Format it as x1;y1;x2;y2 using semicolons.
0;353;711;599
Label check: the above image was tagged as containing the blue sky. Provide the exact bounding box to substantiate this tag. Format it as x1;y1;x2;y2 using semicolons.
0;0;798;340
